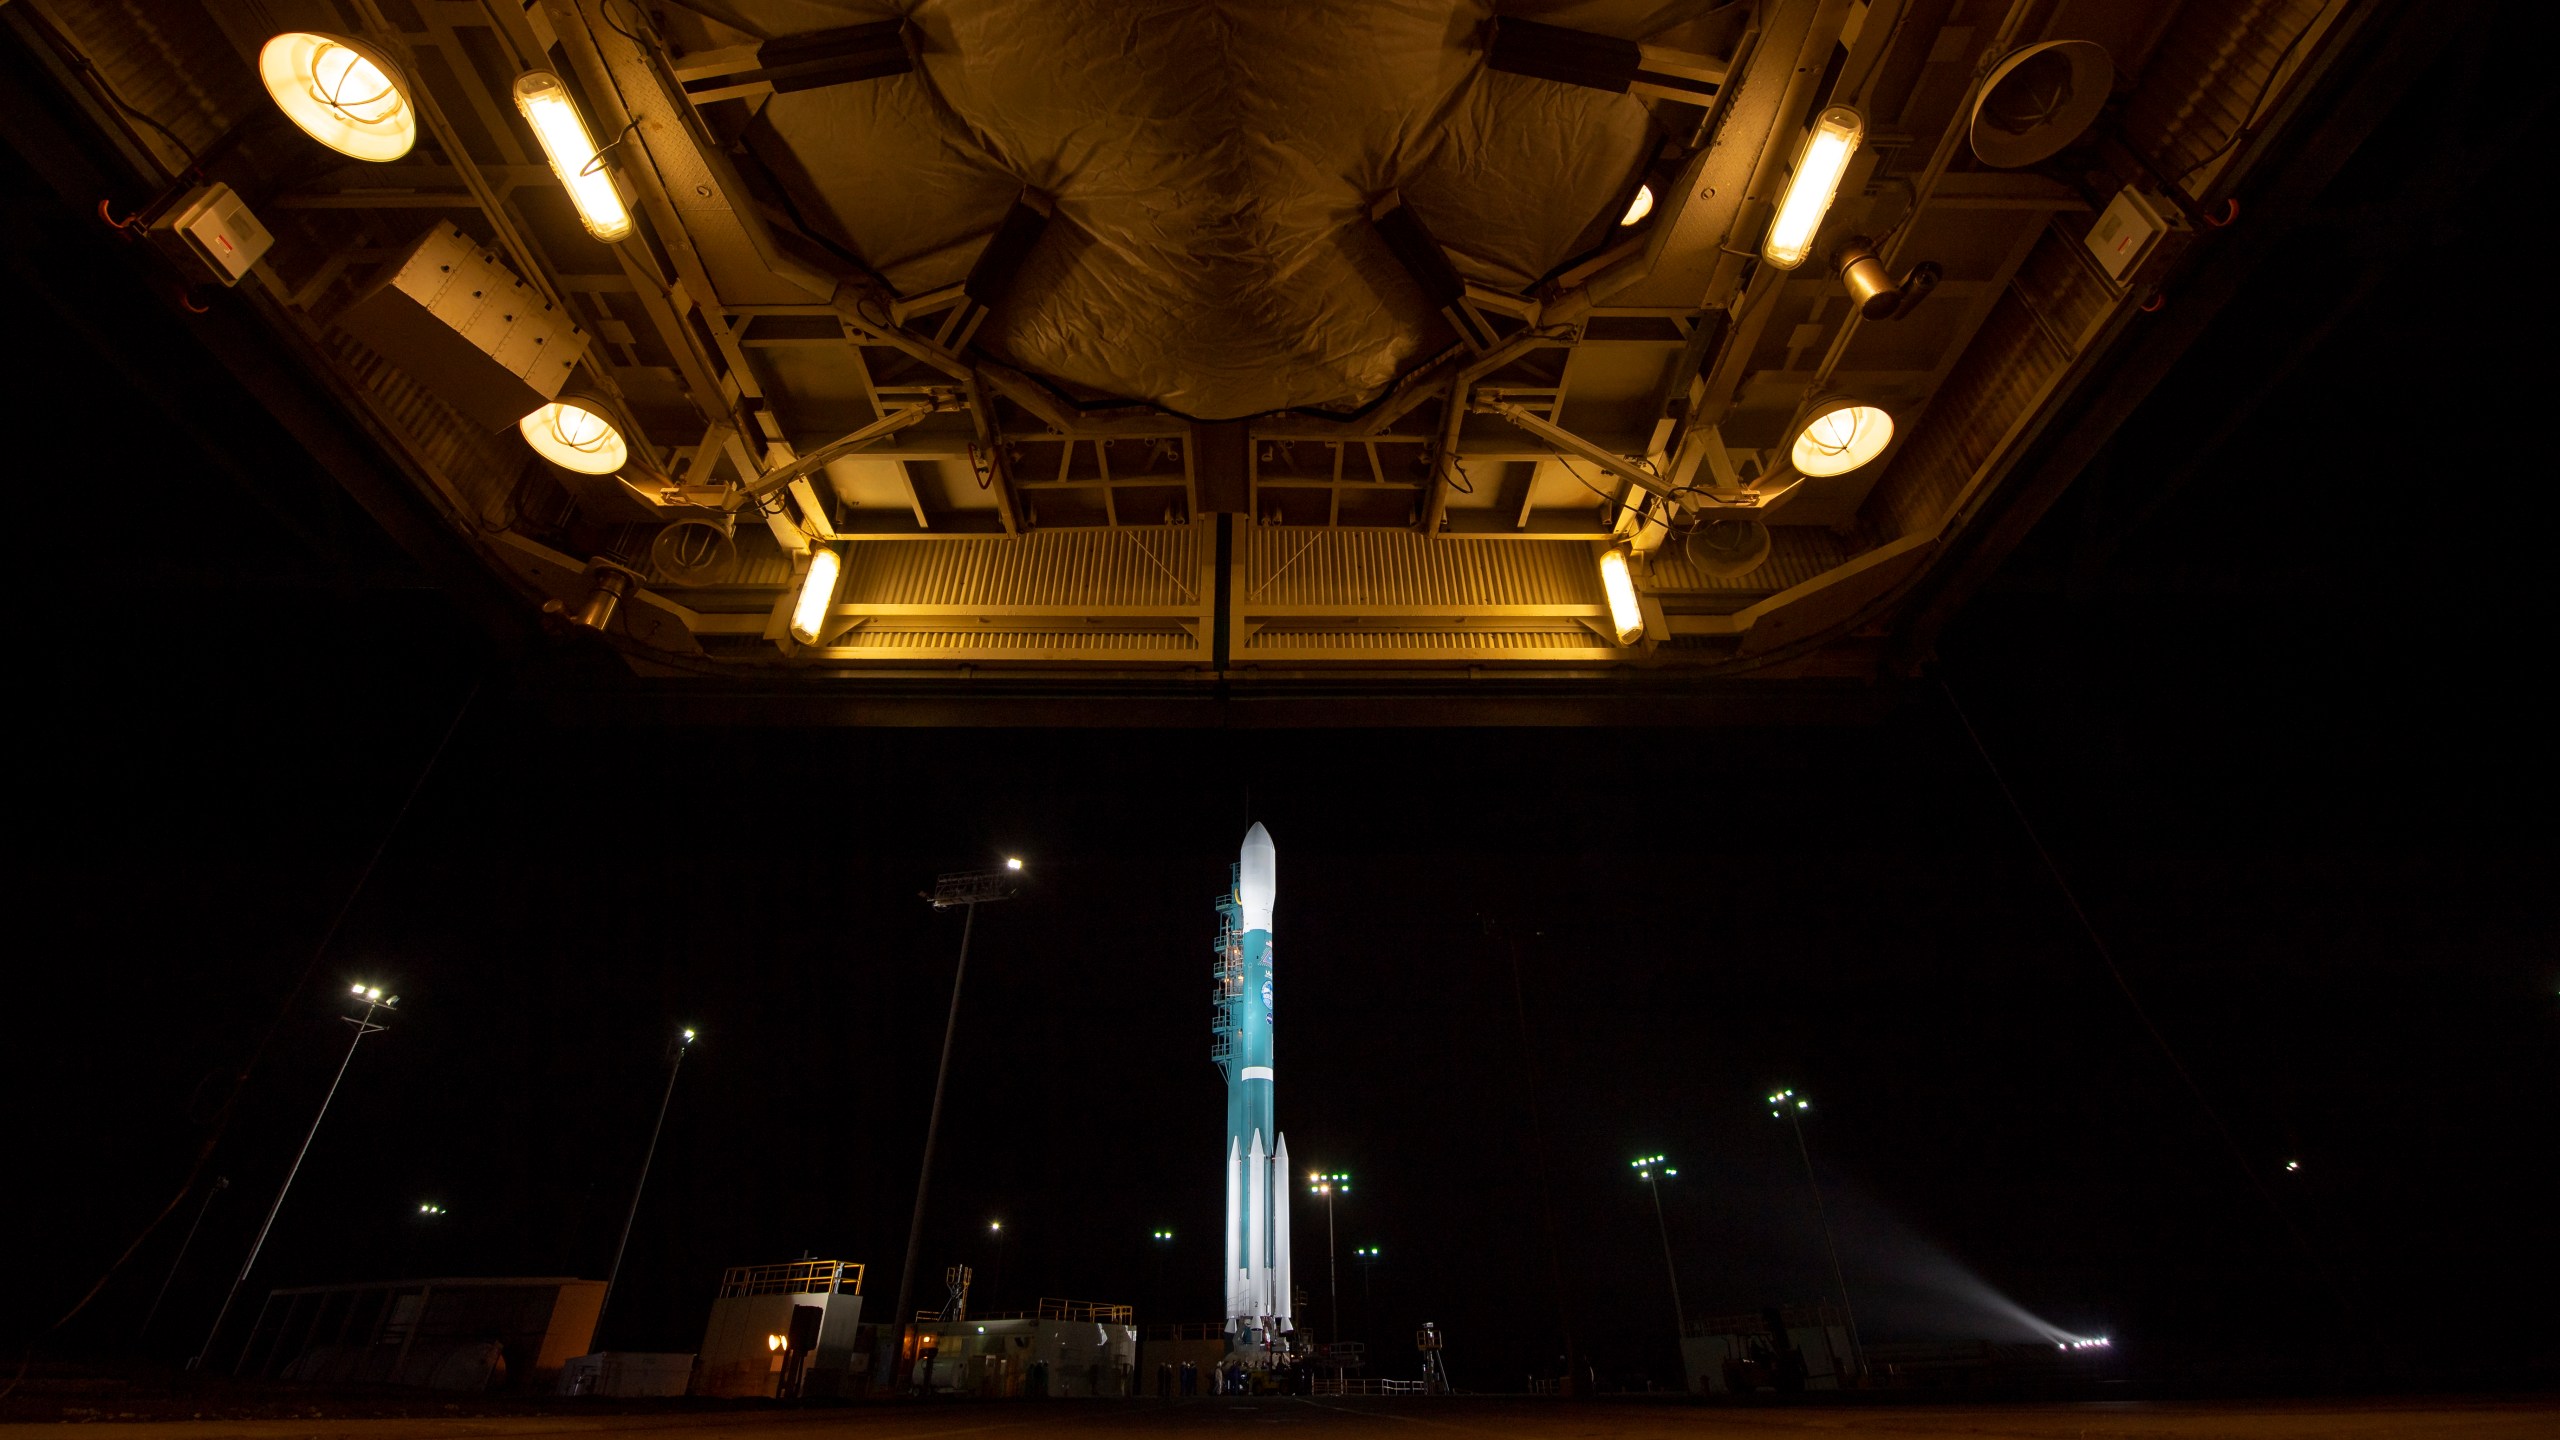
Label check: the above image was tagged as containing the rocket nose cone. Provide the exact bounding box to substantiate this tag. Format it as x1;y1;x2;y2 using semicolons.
1238;822;1276;930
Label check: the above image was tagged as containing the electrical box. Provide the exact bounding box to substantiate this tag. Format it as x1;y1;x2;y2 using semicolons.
164;183;272;286
2084;186;2184;286
334;220;589;431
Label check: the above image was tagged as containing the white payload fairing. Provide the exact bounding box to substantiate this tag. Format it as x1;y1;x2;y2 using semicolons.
1215;822;1291;1347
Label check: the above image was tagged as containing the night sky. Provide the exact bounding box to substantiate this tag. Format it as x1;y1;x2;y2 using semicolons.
6;21;2554;1396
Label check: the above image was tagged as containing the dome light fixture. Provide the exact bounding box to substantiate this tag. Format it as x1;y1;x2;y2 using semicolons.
519;395;629;475
258;33;416;162
789;544;844;646
1619;184;1654;227
1597;546;1643;646
1764;106;1864;270
1789;397;1894;477
512;71;633;243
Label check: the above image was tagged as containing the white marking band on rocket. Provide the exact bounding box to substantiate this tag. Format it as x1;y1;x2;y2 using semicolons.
1241;1065;1273;1081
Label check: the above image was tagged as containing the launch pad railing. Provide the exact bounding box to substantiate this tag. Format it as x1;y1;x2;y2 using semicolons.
718;1260;861;1297
1312;1379;1426;1396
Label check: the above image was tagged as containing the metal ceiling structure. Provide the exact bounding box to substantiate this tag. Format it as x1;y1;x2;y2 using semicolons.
9;0;2379;719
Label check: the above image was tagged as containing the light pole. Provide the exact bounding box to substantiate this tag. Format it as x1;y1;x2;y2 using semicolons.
984;1220;1007;1312
1630;1155;1685;1337
599;1027;696;1338
141;1176;227;1339
1354;1245;1380;1343
882;859;1023;1392
1150;1229;1173;1320
193;984;396;1370
1306;1171;1350;1342
1769;1089;1862;1379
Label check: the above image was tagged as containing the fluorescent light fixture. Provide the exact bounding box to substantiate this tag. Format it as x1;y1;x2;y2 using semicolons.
512;71;633;243
1597;547;1642;645
1763;105;1864;270
1790;397;1894;476
789;544;843;645
519;397;629;475
1620;184;1654;227
259;33;416;162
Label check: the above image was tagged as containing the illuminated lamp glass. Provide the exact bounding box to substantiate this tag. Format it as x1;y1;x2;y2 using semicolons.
1763;106;1864;269
512;71;633;243
1789;398;1895;476
259;33;416;162
1597;547;1642;646
789;545;844;646
519;398;629;475
1620;184;1654;227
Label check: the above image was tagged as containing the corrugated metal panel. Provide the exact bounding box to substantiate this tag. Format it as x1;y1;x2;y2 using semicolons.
835;528;1199;608
1645;527;1858;594
37;0;258;172
829;627;1197;652
1869;288;2066;538
1242;530;1597;609
1243;627;1606;653
2120;0;2328;186
730;526;794;587
320;331;528;525
2009;221;2115;354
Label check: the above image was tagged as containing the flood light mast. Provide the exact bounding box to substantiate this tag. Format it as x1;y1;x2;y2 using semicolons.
599;1026;696;1336
1769;1088;1863;1378
193;985;397;1369
1630;1155;1686;1336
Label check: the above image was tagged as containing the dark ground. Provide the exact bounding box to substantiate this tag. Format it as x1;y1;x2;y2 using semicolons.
2;1395;2556;1440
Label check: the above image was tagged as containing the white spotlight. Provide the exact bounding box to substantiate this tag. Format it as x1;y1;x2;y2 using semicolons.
519;397;630;475
789;545;844;645
259;33;416;162
1597;547;1642;646
1764;106;1864;270
512;71;634;243
1789;397;1894;477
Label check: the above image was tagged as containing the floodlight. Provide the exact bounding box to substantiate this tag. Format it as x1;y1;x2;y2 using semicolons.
767;1334;784;1352
1789;397;1894;476
519;397;630;475
352;983;367;995
1597;547;1642;645
789;545;844;645
1764;106;1863;270
513;71;634;243
1620;184;1654;227
682;1028;697;1043
1005;857;1024;871
259;33;416;162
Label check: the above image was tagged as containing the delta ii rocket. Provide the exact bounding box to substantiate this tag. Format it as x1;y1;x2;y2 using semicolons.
1214;822;1292;1345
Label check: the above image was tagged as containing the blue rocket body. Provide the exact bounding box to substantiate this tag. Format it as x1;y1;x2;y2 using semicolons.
1217;824;1291;1344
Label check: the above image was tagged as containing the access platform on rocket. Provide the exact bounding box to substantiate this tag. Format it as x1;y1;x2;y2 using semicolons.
1214;823;1292;1352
